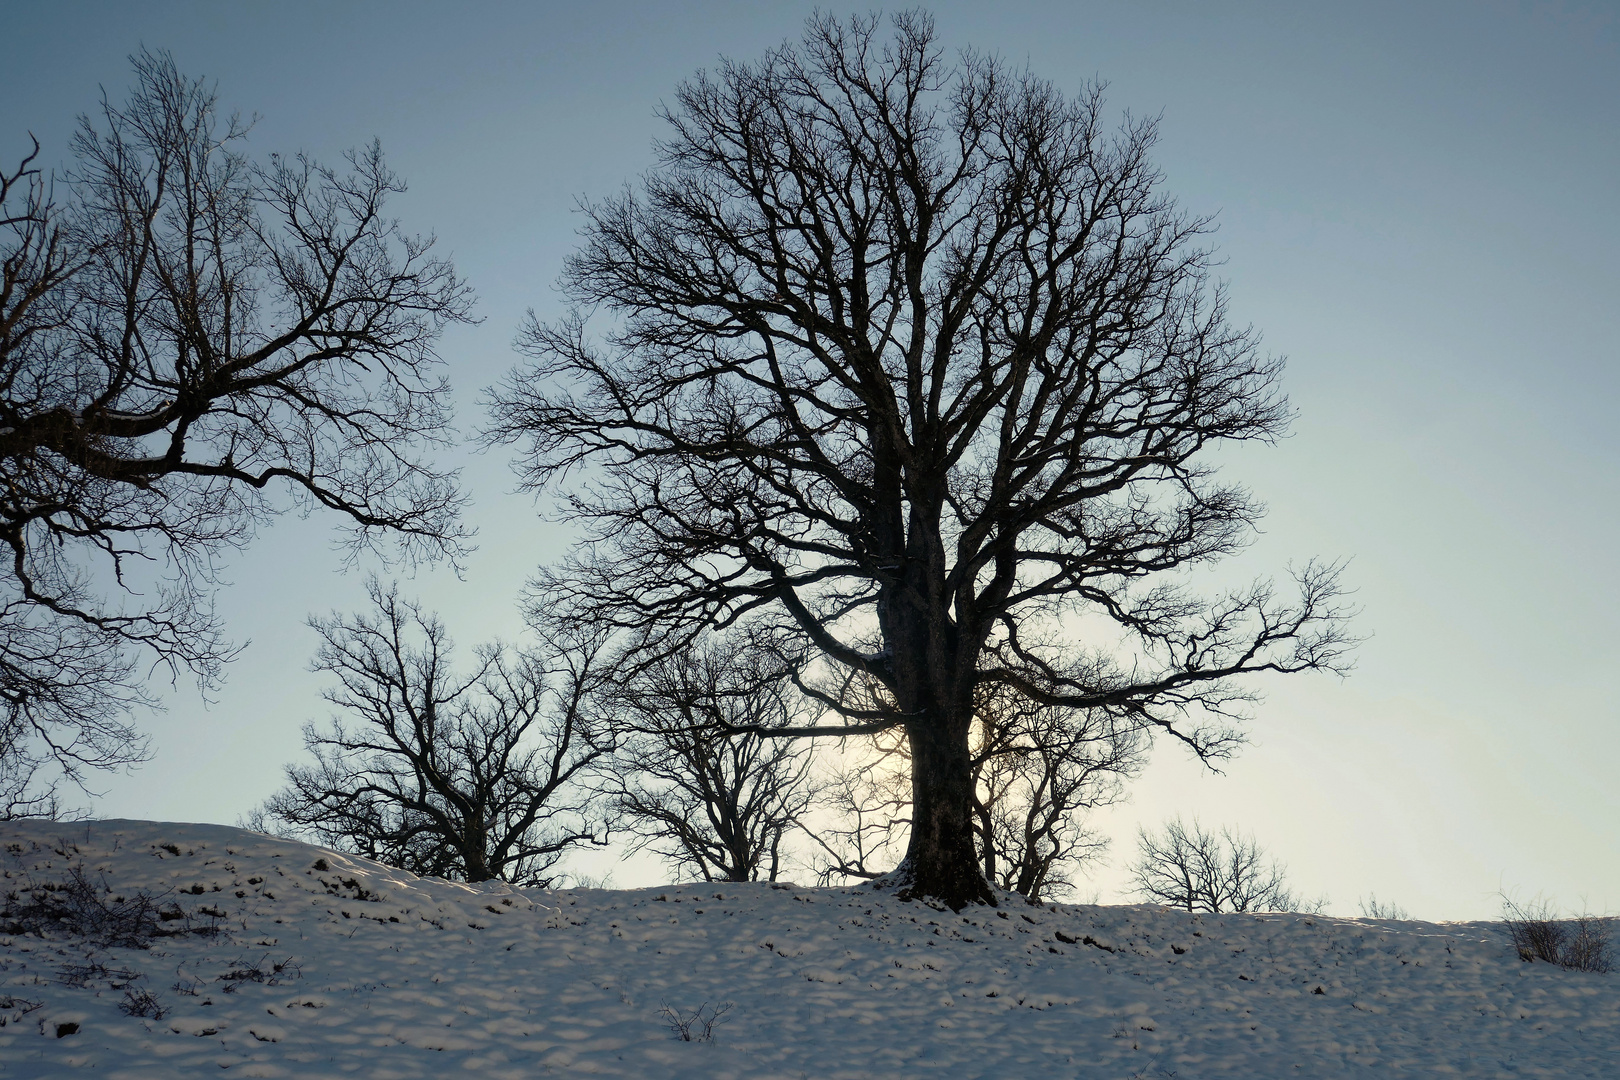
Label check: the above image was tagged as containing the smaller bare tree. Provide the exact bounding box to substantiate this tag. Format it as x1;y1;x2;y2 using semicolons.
974;692;1146;901
607;642;816;883
253;581;612;886
1131;817;1305;913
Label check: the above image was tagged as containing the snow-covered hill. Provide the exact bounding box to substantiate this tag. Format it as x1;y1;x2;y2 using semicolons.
0;820;1615;1078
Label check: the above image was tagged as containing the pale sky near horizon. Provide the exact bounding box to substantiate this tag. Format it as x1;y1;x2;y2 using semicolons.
6;1;1617;920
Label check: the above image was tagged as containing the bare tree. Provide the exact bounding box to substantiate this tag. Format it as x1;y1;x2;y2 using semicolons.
254;582;611;886
972;689;1144;901
608;641;816;883
0;51;472;800
1131;817;1302;913
488;13;1353;908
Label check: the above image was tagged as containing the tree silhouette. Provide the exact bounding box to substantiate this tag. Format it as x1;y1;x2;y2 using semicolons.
490;13;1352;907
0;52;471;798
255;582;611;886
1131;818;1303;913
810;684;1141;902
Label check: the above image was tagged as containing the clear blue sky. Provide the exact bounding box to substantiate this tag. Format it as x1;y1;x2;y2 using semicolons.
7;1;1617;919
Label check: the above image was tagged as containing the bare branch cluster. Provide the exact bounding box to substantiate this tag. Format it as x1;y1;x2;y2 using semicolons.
809;730;912;885
1500;895;1613;973
972;686;1145;900
1356;892;1409;920
0;51;472;795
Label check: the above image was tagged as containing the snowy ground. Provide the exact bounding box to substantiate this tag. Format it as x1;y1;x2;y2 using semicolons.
0;820;1616;1078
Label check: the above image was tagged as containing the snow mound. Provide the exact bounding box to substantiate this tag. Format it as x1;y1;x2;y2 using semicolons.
1;819;1616;1077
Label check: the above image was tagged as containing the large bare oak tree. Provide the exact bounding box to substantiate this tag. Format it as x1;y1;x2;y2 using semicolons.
0;52;471;801
490;13;1352;908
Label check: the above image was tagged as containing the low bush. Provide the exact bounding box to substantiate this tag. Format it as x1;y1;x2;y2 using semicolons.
119;986;168;1020
1502;896;1613;973
217;953;301;991
1357;893;1410;920
659;1000;733;1042
2;864;217;947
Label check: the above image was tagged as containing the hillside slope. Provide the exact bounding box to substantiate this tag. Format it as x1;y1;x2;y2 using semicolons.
0;820;1615;1078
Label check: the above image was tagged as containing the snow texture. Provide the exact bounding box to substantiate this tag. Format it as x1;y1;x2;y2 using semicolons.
1;819;1616;1077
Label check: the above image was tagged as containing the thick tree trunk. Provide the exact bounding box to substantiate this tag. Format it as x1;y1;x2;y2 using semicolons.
901;714;996;910
878;495;993;908
461;824;493;882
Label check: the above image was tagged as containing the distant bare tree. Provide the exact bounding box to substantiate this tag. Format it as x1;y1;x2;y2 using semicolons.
1131;817;1304;913
608;642;815;883
254;582;611;886
0;51;472;801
